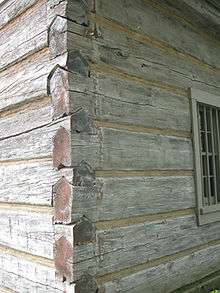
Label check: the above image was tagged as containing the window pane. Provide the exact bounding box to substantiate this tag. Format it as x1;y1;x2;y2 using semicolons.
198;103;220;206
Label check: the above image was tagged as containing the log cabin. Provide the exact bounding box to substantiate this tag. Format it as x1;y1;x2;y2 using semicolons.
0;0;220;292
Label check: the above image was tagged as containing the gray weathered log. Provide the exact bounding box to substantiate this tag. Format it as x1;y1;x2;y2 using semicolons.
0;116;70;162
54;119;193;170
56;214;220;281
0;47;66;112
95;0;220;69
51;18;220;96
0;104;52;140
0;1;47;72
0;251;64;293
0;209;54;258
162;0;220;39
53;170;195;223
49;66;191;132
0;0;37;30
0;160;72;205
102;243;220;293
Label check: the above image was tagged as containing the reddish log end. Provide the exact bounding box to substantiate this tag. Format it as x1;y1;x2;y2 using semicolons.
48;66;70;120
55;236;73;281
53;127;71;169
53;177;72;224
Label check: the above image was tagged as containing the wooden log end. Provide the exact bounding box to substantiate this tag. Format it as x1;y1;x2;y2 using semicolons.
75;274;98;293
48;0;68;21
67;50;90;77
67;0;95;26
53;177;72;224
53;127;71;169
55;236;74;282
55;219;96;282
48;15;67;58
73;217;96;245
48;65;70;119
72;109;96;134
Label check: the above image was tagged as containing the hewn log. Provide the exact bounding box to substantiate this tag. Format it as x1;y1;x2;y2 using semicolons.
0;116;70;162
101;243;220;293
95;0;220;70
0;209;54;258
49;66;191;132
0;102;51;139
54;220;96;282
0;49;66;112
53;114;193;170
0;0;37;30
0;0;48;72
0;250;64;293
50;17;220;97
164;0;220;39
0;160;72;205
53;170;195;223
47;0;94;27
53;214;220;282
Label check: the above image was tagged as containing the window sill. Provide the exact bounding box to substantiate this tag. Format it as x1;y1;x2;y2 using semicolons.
198;205;220;225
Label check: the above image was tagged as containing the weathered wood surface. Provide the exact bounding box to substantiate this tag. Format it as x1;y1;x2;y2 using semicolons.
0;0;48;72
57;214;220;281
0;0;37;29
0;102;51;139
0;160;59;205
51;18;220;96
0;116;70;162
54;172;195;223
95;0;220;69
146;0;220;40
169;0;220;39
0;209;54;258
0;111;193;170
64;124;193;170
47;0;93;26
95;25;220;91
50;67;191;132
102;243;220;293
0;251;63;293
0;47;66;112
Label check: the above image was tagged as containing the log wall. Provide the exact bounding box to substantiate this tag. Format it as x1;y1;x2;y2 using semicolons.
1;0;220;292
0;0;73;292
49;0;220;292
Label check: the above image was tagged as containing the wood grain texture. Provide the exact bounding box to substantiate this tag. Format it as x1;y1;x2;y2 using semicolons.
0;0;37;29
54;221;96;282
101;243;220;293
95;0;220;70
54;172;195;223
0;102;51;140
49;67;191;132
0;0;48;72
0;251;63;293
57;215;220;281
0;116;71;162
0;160;59;205
70;124;193;170
0;48;67;112
94;23;220;91
166;0;220;40
0;209;54;259
53;18;220;96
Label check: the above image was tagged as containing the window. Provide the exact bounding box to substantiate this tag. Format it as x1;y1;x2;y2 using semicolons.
191;88;220;225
